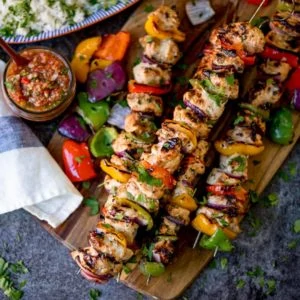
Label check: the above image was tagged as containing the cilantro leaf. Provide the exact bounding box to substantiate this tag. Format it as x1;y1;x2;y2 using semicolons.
262;193;279;207
236;279;246;289
136;165;162;187
10;261;28;274
266;279;276;295
233;115;244;126
247;266;264;278
83;197;99;216
144;4;154;12
288;240;298;249
225;74;235;86
229;155;246;172
294;219;300;233
220;257;228;270
89;288;102;300
249;190;259;204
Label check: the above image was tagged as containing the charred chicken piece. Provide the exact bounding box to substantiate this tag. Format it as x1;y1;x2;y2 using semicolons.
104;175;122;195
158;217;180;236
140;138;183;173
152;239;175;265
265;30;300;53
226;126;263;146
165;204;190;226
133;62;171;87
209;22;265;55
173;106;211;139
124;112;157;137
207;168;241;186
259;59;291;82
127;93;163;117
219;153;248;179
270;11;300;38
140;35;181;65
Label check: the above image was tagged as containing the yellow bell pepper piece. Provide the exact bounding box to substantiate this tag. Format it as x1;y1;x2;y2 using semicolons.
115;198;153;231
170;194;197;211
96;222;127;248
90;59;112;71
214;140;265;156
192;214;237;239
100;159;131;183
71;36;102;83
145;15;185;42
164;120;197;149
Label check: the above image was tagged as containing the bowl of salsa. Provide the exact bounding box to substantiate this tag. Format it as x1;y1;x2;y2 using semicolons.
2;47;76;121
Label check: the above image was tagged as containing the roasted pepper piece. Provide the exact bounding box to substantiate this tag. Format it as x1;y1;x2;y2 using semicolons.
100;159;131;183
145;15;185;42
170;194;197;211
77;92;110;131
96;222;127;248
140;262;165;277
115;198;153;230
62;140;97;182
215;140;265;156
192;214;237;239
199;228;234;252
94;32;131;61
90;59;112;71
128;80;171;95
286;67;300;91
90;127;118;158
71;37;102;83
269;107;294;145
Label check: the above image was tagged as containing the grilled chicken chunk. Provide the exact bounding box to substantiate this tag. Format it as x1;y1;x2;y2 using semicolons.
126;176;165;200
239;111;266;134
196;206;241;233
183;87;225;120
89;231;133;262
209;22;265;54
200;49;245;74
140;35;181;65
71;247;122;277
195;69;239;99
158;217;180;236
173;106;211;139
149;5;180;32
140;138;183;173
110;154;134;171
207;168;241;186
117;184;159;213
104;175;122;195
127;93;163;116
152;240;175;265
112;132;152;155
194;140;210;159
104;217;138;245
133;62;171;87
249;80;282;107
157;120;197;154
172;181;194;198
260;59;291;82
124;112;157;137
166;204;190;225
226;126;263;146
220;154;248;179
266;30;300;53
270;11;300;37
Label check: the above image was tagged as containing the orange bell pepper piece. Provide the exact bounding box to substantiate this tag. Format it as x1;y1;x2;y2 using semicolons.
94;31;131;61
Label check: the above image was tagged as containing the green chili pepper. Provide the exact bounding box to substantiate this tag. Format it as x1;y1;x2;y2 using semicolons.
90;127;118;157
199;228;234;252
269;107;294;145
77;92;110;131
139;262;165;277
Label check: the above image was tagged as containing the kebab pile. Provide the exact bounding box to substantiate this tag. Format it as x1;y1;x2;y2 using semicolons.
192;2;299;248
71;5;185;282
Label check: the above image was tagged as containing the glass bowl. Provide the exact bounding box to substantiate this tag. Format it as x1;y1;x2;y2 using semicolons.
2;47;76;122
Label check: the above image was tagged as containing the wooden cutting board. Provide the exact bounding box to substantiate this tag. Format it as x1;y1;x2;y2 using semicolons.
44;0;300;299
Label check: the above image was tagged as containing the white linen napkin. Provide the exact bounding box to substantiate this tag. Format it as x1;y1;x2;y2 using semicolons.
0;60;83;228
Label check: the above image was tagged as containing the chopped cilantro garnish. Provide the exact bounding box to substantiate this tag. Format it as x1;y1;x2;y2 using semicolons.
123;265;132;274
83;197;99;216
262;193;279;207
89;288;102;300
136;165;162;187
294;219;300;233
225;74;235;86
266;279;276;295
144;4;154;12
266;78;274;85
133;57;141;67
288;240;298;249
233;115;244;126
236;279;246;289
220;257;228;270
229;156;246;172
9;261;28;274
247;266;264;278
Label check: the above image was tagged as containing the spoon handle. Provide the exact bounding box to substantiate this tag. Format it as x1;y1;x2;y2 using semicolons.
0;37;29;66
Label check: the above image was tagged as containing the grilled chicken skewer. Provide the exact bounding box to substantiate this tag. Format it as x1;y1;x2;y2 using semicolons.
72;5;185;280
192;1;299;251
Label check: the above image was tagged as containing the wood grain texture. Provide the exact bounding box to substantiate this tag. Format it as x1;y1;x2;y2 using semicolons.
44;0;300;299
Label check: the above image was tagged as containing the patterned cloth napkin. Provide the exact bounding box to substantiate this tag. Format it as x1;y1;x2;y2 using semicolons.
0;60;83;228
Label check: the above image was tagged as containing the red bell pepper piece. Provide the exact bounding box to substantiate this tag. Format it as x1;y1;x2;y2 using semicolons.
247;0;269;6
239;53;256;66
62;140;97;182
286;67;300;91
128;80;172;95
260;46;299;68
206;185;248;202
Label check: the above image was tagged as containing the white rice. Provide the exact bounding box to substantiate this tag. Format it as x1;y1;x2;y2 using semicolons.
0;0;123;36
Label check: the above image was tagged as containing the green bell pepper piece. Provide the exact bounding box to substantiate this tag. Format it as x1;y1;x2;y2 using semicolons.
269;107;294;145
139;262;165;277
200;228;234;252
90;127;118;157
77;92;110;131
239;103;270;120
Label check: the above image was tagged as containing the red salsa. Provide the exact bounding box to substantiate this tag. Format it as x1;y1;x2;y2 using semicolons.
5;49;71;112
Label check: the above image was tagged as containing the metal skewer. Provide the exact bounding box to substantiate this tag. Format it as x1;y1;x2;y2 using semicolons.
192;0;268;250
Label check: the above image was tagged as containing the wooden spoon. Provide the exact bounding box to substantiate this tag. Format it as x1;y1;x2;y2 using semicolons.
0;36;30;66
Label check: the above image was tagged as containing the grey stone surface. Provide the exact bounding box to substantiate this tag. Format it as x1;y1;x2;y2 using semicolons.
0;6;299;300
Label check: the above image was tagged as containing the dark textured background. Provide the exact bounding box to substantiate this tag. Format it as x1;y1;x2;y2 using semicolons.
0;4;299;300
